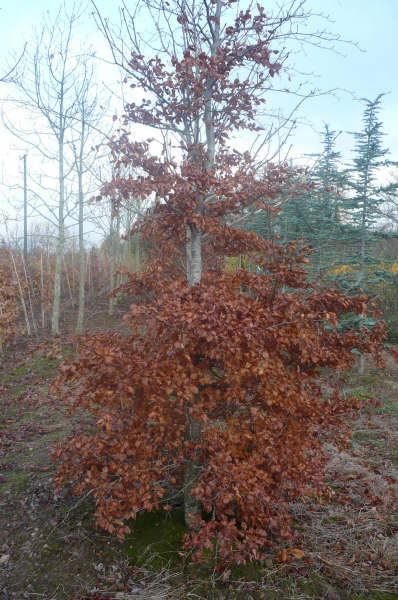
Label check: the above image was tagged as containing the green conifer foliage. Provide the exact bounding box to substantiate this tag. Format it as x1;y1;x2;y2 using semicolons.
305;125;346;276
343;94;397;293
246;126;345;281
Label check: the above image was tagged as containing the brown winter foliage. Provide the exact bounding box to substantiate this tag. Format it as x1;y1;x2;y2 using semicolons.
0;246;19;348
52;0;385;566
52;239;384;564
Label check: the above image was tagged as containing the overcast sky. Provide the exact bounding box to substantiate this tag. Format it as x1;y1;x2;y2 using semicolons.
0;0;397;233
289;0;398;161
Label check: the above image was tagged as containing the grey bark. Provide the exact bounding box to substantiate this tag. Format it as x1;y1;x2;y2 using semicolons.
40;252;45;328
23;154;28;262
108;209;120;316
183;414;202;527
76;118;86;334
51;136;65;334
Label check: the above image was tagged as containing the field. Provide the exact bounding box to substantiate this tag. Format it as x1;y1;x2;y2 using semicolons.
0;329;397;600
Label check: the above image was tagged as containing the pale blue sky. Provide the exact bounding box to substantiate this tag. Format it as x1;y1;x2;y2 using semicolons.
289;0;398;162
0;0;397;176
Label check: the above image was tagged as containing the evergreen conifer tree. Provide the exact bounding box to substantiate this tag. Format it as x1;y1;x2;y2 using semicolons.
309;125;345;274
342;95;397;370
344;94;397;291
247;126;345;280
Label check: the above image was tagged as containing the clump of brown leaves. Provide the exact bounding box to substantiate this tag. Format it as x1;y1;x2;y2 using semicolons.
52;238;385;565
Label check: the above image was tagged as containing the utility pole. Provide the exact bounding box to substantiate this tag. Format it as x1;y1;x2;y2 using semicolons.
22;153;28;262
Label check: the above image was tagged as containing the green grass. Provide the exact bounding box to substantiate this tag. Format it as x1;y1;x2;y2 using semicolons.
371;395;398;415
0;355;60;399
1;355;59;380
0;471;30;494
345;387;398;416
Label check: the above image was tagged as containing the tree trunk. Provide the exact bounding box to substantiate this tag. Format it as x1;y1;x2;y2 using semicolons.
183;413;202;527
183;225;203;527
109;211;116;316
76;130;85;334
40;252;45;328
23;154;28;263
115;211;122;288
0;305;3;356
76;217;85;333
135;234;141;273
51;136;65;335
189;225;202;285
358;174;369;375
182;0;221;529
63;254;74;307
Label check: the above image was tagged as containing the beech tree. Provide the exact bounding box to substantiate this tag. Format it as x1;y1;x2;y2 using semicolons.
54;0;385;565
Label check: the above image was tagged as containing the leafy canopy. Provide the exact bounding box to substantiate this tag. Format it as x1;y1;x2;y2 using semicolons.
54;0;385;565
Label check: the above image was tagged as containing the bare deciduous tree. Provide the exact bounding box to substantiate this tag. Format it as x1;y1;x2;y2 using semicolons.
3;4;96;334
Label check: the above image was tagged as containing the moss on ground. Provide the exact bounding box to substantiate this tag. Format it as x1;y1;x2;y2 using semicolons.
123;508;187;568
0;471;29;494
0;355;59;401
0;355;59;382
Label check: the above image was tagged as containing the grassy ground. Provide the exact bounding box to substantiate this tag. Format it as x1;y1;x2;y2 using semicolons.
0;338;397;600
